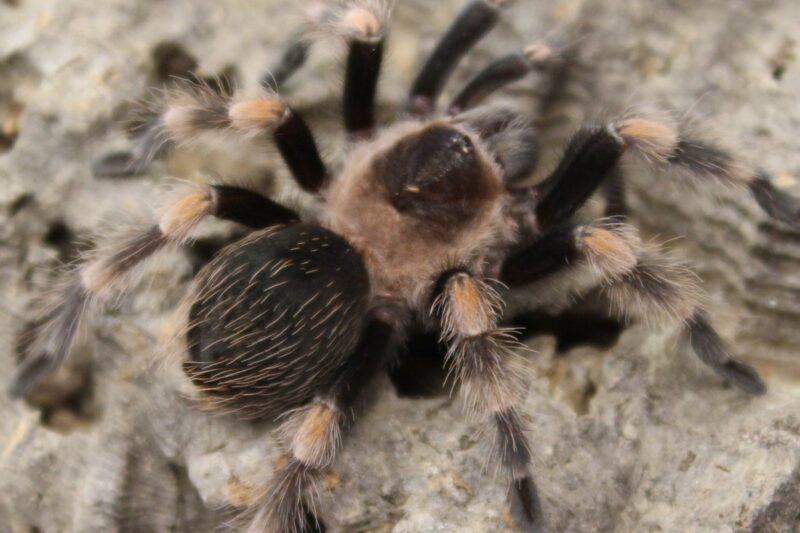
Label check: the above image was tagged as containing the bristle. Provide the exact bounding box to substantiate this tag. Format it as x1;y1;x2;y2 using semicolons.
163;105;201;141
494;410;532;479
341;7;382;41
449;333;521;415
606;257;701;326
228;98;288;135
580;225;638;279
615;117;679;163
290;403;342;468
242;459;321;533
686;311;767;395
316;0;388;43
158;187;215;239
667;137;753;185
749;172;800;228
523;43;553;64
9;284;89;398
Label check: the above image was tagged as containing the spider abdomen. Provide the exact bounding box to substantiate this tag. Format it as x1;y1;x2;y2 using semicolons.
183;224;370;420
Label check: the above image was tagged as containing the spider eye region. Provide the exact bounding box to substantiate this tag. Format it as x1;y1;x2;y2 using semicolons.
376;125;499;225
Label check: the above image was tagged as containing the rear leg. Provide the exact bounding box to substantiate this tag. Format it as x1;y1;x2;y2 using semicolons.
243;312;399;533
408;0;511;116
501;220;766;395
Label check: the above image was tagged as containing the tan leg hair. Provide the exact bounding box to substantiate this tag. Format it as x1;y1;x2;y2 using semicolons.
287;402;344;469
433;269;542;523
241;402;344;533
577;221;703;327
580;221;765;393
614;114;798;227
162;85;289;143
507;219;764;394
11;185;216;398
312;0;389;43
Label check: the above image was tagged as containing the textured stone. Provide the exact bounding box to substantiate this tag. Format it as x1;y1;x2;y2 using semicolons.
1;1;799;532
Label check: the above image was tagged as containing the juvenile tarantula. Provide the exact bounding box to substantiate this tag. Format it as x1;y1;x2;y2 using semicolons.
11;0;800;531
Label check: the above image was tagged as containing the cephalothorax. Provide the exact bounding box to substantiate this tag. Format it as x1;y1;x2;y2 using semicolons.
11;0;799;531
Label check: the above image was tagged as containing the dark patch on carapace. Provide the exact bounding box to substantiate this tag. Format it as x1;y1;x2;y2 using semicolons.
376;125;498;228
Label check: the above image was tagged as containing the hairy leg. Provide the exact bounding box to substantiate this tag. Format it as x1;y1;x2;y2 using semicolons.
245;311;399;533
93;84;328;192
431;268;542;530
501;220;766;394
511;116;799;238
448;43;553;115
408;0;511;116
11;184;297;397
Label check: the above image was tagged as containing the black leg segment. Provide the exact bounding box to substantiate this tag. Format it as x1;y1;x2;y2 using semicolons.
408;0;506;115
344;39;384;137
686;311;766;395
448;45;551;114
261;35;310;92
273;109;328;192
211;185;299;229
500;224;579;287
534;126;625;230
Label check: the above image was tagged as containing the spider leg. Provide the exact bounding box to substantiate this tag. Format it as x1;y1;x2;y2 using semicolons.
599;167;629;218
524;117;678;233
92;86;328;192
261;32;311;92
245;311;399;533
500;221;767;395
511;116;799;232
447;43;553;115
91;115;171;178
342;7;385;138
262;1;386;138
664;137;800;228
10;184;297;398
602;134;800;226
408;0;511;116
431;268;543;531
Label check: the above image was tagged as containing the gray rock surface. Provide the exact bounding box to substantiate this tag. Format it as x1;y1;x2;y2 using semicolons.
1;0;799;532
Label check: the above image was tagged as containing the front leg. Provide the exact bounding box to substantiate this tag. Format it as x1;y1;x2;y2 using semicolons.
431;268;543;531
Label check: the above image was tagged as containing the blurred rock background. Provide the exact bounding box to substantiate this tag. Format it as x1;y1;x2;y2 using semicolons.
1;0;799;531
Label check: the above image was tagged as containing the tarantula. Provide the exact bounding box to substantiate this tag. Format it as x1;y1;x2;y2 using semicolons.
11;0;799;531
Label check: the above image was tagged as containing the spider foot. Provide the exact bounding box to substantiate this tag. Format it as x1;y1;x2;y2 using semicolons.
509;476;545;533
92;150;150;178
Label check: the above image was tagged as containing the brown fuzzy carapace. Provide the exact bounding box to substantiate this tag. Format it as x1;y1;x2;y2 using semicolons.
324;121;507;300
